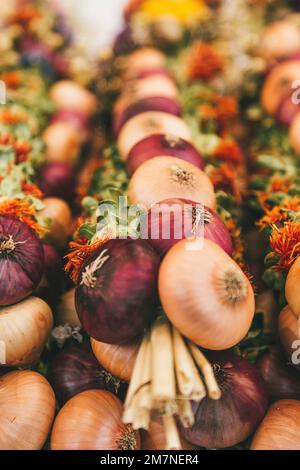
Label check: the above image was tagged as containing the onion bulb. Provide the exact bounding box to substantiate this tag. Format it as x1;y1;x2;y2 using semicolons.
129;156;216;210
51;389;141;450
0;370;55;450
261;60;300;115
124;48;165;78
51;109;90;142
117;112;192;160
145;198;232;257
180;350;268;449
75;239;159;344
38;162;75;202
251;399;300;450
289;112;300;155
141;419;199;450
257;344;300;402
127;133;205;175
55;288;81;327
50;80;97;116
159;239;255;350
40;197;72;248
0;215;44;306
285;257;300;317
276;92;300;126
44;122;81;166
279;305;300;371
91;337;140;382
261;21;300;62
0;296;53;366
49;341;127;405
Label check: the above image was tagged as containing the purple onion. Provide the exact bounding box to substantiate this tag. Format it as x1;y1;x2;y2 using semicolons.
49;341;127;405
0;215;44;306
257;344;300;402
127;133;205;175
144;198;232;257
114;97;182;136
276;92;300;126
36;243;62;303
75;239;160;344
50;109;90;133
38;162;75;201
180;350;268;449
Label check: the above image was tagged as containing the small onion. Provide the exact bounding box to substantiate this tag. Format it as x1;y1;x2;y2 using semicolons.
261;21;300;62
0;296;53;366
0;370;55;450
40;197;72;248
44;122;81;165
127;133;205;175
0;215;44;306
50;109;90;142
114;96;182;136
286;257;300;317
38;162;75;201
117;112;192;160
55;288;81;327
128;156;216;210
261;60;300;115
180;350;268;449
145;198;232;256
251;399;300;450
279;305;300;371
75;239;160;344
50;80;97;116
49;341;127;405
159;239;255;350
124;48;165;78
36;243;62;303
91;337;140;382
51;389;141;450
141;419;199;450
257;344;300;402
289;112;300;155
276;92;300;126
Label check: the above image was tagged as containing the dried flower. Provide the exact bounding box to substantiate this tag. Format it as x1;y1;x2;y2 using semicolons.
213;140;244;166
188;42;223;81
0;199;46;235
269;222;300;271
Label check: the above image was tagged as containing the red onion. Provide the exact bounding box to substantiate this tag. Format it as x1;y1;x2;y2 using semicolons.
36;243;62;303
0;215;44;306
276;92;300;126
51;109;90;134
49;341;127;405
180;350;268;449
75;239;160;344
127;133;205;175
144;198;232;257
257;344;300;402
38;162;75;202
113;97;182;136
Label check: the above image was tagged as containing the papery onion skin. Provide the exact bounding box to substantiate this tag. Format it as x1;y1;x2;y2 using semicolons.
129;156;216;210
127;133;205;175
145;198;232;257
51;389;141;450
38;162;75;202
114;97;182;136
0;370;55;450
91;337;140;382
286;257;300;317
76;239;160;344
56;289;81;327
180;350;268;449
257;344;300;402
159;239;255;350
279;305;300;371
0;215;44;306
49;341;127;405
251;399;300;450
0;296;53;367
141;419;199;450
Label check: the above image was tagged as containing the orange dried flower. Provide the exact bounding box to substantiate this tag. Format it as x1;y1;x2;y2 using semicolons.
257;196;300;230
188;42;223;81
213;140;244;166
0;199;46;235
269;222;300;271
214;95;238;122
65;237;110;284
15;140;32;162
209;163;243;201
0;71;22;90
11;5;40;25
22;182;43;199
0;108;27;126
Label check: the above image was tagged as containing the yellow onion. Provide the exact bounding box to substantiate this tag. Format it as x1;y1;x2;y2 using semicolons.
128;156;216;209
159;238;255;350
0;296;53;367
123;48;165;78
279;305;300;371
0;370;55;450
286;257;300;317
44;122;81;166
40;197;72;249
51;389;140;450
251;399;300;450
55;289;81;327
261;60;300;115
289;113;300;155
117;112;192;160
50;80;97;116
91;338;140;382
261;21;300;62
141;419;199;450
